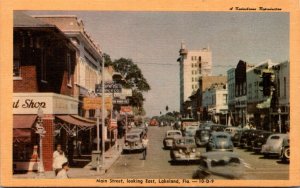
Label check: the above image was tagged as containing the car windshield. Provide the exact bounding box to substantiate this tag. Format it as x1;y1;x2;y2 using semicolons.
270;136;280;139
201;131;210;136
168;132;181;136
126;135;139;139
216;135;228;139
176;138;194;145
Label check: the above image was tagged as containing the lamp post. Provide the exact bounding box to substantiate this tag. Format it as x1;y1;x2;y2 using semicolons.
278;108;282;133
35;107;45;175
95;108;100;172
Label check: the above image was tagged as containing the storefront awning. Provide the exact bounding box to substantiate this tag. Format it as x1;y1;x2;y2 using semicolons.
13;115;37;143
56;115;96;127
55;115;96;135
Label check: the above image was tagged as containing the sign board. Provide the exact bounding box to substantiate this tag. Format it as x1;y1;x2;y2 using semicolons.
120;106;133;115
83;97;112;110
95;83;122;93
109;119;117;129
113;98;129;104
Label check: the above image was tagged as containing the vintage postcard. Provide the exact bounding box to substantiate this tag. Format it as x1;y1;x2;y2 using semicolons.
0;0;300;187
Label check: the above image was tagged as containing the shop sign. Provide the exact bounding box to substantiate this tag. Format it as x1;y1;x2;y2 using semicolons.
13;93;78;114
83;97;112;110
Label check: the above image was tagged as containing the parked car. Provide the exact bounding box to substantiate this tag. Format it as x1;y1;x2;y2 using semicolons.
170;137;201;162
123;132;143;152
183;126;198;137
195;129;211;147
206;132;234;152
192;152;246;179
224;127;242;147
252;131;273;153
280;137;290;162
246;130;264;150
210;124;227;132
261;133;289;158
239;129;252;148
163;130;183;149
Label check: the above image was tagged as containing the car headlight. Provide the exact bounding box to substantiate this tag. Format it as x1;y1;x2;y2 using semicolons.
179;149;183;153
192;148;196;153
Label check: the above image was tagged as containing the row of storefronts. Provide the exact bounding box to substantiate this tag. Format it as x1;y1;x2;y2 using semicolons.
13;12;131;172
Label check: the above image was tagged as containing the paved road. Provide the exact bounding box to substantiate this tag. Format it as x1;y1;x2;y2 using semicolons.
101;126;289;180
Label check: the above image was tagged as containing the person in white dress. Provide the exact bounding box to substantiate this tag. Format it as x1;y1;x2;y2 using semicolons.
53;144;68;175
56;162;69;179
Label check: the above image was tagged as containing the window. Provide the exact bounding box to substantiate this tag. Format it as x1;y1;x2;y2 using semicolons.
13;44;21;77
67;53;72;86
191;56;193;61
192;77;194;82
198;56;202;62
192;85;194;89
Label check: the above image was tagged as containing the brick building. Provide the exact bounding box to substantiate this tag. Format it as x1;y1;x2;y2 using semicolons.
13;12;95;172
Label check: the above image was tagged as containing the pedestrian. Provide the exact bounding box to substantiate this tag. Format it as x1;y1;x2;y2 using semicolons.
142;134;149;160
53;144;68;175
56;162;70;179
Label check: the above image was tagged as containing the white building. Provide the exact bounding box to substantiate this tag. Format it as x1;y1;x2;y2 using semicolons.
178;42;212;112
202;83;228;124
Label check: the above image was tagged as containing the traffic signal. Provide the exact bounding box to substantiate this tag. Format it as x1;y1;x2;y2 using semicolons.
259;70;275;96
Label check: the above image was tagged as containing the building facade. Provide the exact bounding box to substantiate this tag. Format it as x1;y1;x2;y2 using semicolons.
227;68;235;125
178;42;212;113
202;83;228;124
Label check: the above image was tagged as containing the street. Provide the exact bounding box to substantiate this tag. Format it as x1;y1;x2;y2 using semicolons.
101;126;288;180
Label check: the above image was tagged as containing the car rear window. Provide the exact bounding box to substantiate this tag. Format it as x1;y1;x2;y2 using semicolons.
216;135;228;139
168;132;181;136
270;136;280;139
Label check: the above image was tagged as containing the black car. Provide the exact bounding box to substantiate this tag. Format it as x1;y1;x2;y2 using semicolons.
195;129;211;147
246;130;264;150
239;129;252;148
252;131;273;153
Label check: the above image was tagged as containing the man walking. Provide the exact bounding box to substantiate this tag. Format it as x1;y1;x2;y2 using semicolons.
142;135;149;160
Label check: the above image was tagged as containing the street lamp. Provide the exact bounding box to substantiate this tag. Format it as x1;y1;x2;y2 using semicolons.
101;54;105;170
35;107;45;175
278;108;282;133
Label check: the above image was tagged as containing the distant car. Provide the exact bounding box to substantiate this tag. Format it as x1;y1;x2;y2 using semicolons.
149;119;159;126
280;137;290;162
195;129;211;147
210;124;227;132
206;132;234;152
192;152;246;180
224;127;243;146
170;137;201;162
183;126;198;137
163;130;183;149
123;132;143;152
261;134;289;158
252;131;273;153
245;130;264;150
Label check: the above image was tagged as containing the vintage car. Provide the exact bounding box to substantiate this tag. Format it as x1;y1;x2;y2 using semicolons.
210;124;227;132
195;129;211;147
206;132;234;152
170;137;201;162
238;129;252;148
261;133;289;158
245;130;264;150
252;131;273;153
280;137;290;162
123;132;143;152
192;152;246;179
224;127;243;147
183;126;198;137
163;130;183;149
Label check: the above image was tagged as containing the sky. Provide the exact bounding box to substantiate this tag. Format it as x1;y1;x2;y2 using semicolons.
26;11;289;117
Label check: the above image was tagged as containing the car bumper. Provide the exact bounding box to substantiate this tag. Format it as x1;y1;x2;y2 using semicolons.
123;145;143;151
208;148;233;152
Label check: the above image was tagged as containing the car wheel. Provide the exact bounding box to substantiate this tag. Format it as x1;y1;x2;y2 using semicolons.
282;147;290;161
263;153;269;158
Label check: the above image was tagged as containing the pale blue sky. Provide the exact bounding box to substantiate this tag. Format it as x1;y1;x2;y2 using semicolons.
26;11;289;117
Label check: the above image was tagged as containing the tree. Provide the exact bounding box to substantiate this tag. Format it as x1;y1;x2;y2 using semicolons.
108;57;151;115
112;58;150;91
103;53;114;67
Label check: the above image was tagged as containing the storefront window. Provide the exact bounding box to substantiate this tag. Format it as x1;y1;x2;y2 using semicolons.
13;44;21;77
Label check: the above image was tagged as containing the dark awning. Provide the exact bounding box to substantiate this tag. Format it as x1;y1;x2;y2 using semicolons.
56;115;95;127
13;115;37;143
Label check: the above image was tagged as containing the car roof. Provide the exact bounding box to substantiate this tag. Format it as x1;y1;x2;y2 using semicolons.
167;130;181;133
211;132;230;136
268;133;288;138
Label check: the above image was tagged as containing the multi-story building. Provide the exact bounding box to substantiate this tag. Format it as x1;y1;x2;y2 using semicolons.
246;59;276;130
33;15;102;117
178;42;212;113
202;83;228;124
227;68;235;125
234;60;254;127
13;12;96;172
272;61;290;132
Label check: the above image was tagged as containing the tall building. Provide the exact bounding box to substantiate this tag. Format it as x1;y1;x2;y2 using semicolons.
227;68;236;124
178;42;212;113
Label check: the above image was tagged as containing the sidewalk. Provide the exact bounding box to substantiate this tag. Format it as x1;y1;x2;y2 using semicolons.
13;138;124;179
